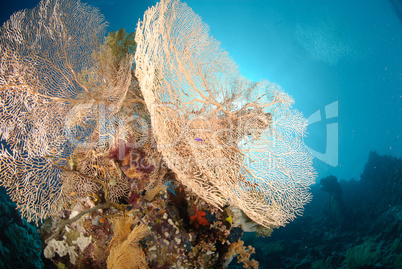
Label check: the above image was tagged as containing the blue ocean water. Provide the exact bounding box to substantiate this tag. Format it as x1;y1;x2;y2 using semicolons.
0;1;401;268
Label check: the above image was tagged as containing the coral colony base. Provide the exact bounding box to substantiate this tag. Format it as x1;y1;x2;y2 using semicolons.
0;0;316;268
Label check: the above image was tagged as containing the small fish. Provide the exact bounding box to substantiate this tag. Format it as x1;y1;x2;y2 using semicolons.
158;209;166;215
100;217;107;224
194;138;203;142
89;192;99;202
100;166;105;175
70;191;76;196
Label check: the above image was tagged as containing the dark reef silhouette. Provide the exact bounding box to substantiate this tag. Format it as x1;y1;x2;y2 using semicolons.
240;151;402;269
0;188;43;269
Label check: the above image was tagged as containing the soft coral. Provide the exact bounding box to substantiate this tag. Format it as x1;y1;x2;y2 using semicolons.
190;204;210;228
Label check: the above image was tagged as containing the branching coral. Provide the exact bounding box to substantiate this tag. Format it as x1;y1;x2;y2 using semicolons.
345;239;382;268
107;217;149;269
225;240;259;269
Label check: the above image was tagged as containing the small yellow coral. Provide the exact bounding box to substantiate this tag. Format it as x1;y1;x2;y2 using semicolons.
226;214;233;224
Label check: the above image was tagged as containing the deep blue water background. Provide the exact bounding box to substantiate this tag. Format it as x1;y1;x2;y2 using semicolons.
2;0;400;182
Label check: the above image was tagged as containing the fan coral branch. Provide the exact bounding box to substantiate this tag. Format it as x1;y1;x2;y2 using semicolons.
135;0;316;228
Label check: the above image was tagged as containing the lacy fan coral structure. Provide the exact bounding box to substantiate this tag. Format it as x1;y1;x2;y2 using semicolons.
135;0;316;228
0;0;134;223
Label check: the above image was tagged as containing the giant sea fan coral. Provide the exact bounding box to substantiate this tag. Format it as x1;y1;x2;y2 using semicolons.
135;0;316;228
0;0;139;223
